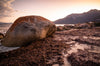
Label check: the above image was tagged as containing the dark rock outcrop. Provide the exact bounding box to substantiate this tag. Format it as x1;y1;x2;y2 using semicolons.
1;16;56;47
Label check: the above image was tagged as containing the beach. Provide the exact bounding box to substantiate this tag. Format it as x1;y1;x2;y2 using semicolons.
0;25;100;65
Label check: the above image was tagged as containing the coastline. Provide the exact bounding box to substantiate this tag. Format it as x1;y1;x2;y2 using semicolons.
0;27;100;66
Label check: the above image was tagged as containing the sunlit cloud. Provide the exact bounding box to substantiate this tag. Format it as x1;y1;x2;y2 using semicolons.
0;0;100;22
0;0;15;18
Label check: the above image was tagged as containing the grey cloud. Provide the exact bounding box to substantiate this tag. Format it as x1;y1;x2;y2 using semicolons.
0;0;15;18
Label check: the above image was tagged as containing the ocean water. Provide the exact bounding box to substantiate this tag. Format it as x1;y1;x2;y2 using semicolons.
56;24;75;26
0;24;19;53
56;24;65;26
0;24;11;34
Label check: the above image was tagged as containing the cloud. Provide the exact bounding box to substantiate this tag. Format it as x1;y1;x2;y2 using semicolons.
0;0;15;18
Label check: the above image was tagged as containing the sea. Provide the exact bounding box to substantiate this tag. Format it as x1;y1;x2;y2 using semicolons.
0;23;12;34
0;23;19;53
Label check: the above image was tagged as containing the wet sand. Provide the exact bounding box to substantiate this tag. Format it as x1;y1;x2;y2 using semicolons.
0;27;100;66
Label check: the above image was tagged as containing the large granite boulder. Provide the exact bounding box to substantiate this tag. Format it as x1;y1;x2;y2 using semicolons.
1;16;56;47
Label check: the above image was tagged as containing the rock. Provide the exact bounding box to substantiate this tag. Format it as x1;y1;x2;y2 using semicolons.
75;23;91;29
57;26;64;31
0;33;4;40
68;50;100;66
64;24;75;30
1;16;56;47
93;22;100;27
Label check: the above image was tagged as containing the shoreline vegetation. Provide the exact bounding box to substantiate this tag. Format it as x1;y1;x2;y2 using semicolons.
0;21;100;65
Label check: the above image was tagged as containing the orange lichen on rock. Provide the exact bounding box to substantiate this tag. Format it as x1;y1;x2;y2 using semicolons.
9;16;51;31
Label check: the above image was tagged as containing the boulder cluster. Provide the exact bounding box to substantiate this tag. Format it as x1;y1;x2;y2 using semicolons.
56;22;95;31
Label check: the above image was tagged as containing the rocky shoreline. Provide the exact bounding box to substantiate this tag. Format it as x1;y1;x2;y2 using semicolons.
0;27;100;66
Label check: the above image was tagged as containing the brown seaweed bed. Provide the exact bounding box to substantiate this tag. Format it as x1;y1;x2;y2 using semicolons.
0;27;100;66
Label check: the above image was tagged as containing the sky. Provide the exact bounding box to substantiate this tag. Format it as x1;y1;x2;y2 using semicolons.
0;0;100;23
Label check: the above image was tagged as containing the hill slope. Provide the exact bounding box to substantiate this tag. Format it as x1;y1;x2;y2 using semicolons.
54;9;100;24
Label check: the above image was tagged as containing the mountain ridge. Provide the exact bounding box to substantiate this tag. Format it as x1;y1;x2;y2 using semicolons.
54;9;100;24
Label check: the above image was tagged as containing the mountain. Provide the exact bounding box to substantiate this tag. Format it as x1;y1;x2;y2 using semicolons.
0;22;12;27
0;22;12;24
54;9;100;24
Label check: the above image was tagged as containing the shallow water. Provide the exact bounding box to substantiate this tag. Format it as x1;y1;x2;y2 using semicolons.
0;24;11;33
0;24;19;53
0;42;19;53
55;24;74;26
55;24;65;26
54;29;100;66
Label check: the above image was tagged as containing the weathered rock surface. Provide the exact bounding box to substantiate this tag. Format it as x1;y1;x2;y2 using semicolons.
1;16;56;47
57;26;64;31
0;33;4;39
0;27;100;66
75;22;94;29
64;24;75;30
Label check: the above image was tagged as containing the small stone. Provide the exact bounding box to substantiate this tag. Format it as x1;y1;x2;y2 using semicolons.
57;26;64;31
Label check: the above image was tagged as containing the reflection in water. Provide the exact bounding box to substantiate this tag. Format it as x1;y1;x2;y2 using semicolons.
67;43;90;54
62;40;100;66
0;42;19;53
